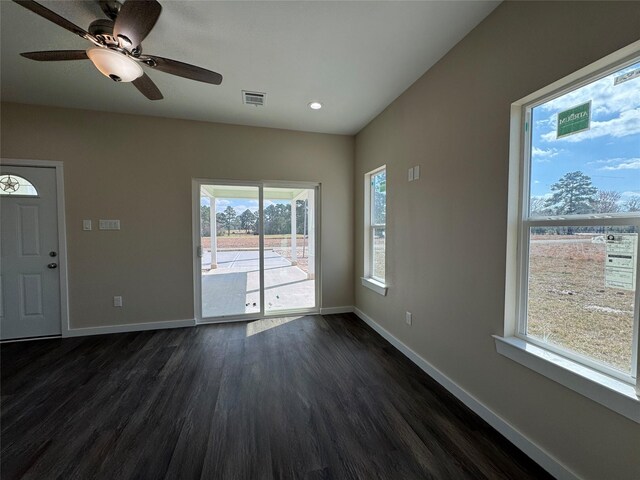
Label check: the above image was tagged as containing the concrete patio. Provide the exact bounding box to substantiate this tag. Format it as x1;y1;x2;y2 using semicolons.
201;250;315;318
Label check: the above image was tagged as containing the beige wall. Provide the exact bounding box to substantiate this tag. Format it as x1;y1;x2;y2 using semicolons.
355;2;640;480
1;103;354;327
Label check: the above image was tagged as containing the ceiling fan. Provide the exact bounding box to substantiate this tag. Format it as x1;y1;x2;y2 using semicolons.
14;0;223;100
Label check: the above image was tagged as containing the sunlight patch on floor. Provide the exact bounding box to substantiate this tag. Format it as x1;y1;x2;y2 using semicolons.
246;316;303;337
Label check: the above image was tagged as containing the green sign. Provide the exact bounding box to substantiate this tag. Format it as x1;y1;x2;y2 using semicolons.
557;101;591;138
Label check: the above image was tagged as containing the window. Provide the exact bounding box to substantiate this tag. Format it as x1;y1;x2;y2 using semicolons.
362;166;387;294
0;174;38;196
520;55;640;382
500;43;640;423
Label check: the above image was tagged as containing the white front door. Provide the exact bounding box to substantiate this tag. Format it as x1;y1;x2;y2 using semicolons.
1;166;61;340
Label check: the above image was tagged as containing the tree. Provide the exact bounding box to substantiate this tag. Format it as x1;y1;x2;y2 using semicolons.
215;212;226;236
200;205;210;237
264;203;290;234
221;206;237;236
623;196;640;212
372;172;386;224
529;196;549;216
296;199;307;235
544;171;597;215
239;209;257;233
592;190;621;214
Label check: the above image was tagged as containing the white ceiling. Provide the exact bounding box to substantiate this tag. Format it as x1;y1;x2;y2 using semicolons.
0;0;499;135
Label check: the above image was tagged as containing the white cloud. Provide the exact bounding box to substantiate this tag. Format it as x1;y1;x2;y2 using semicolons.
531;147;564;163
600;157;640;171
537;64;640;117
588;157;626;165
531;147;562;158
537;61;640;143
620;191;640;200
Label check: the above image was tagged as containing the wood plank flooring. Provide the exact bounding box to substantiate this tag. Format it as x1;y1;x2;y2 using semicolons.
1;314;552;480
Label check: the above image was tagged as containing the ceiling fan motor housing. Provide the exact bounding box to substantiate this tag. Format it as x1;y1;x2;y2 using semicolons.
89;19;140;55
89;18;114;37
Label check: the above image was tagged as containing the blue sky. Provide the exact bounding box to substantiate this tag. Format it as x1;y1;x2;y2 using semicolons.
530;60;640;203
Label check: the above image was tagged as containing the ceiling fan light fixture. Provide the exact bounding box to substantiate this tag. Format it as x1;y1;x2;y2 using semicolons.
86;47;143;83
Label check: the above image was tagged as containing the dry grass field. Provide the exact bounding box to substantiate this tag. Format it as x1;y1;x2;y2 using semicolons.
528;234;635;372
373;236;385;280
202;234;311;272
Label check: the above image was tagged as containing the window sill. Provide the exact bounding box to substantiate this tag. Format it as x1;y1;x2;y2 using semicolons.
361;277;388;296
493;335;639;423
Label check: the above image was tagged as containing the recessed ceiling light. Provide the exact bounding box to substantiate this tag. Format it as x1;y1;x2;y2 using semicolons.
308;101;322;110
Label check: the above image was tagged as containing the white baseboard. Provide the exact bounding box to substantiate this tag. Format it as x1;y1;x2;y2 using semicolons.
320;306;354;315
353;307;579;480
64;318;196;337
63;309;356;338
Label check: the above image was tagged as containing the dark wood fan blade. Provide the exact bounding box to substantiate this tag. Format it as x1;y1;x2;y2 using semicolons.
13;1;91;39
145;56;223;85
113;0;161;48
21;50;88;61
132;72;163;100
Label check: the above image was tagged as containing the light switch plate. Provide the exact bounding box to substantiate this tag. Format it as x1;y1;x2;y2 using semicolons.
413;165;420;180
82;219;92;231
113;296;123;307
99;219;120;230
408;168;414;182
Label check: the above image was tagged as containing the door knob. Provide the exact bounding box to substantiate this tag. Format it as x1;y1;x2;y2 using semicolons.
48;263;58;269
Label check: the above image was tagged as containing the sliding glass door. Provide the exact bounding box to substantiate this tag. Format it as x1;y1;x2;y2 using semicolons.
195;181;318;322
263;186;316;314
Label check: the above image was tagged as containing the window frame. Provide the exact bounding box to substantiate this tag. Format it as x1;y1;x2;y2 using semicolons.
512;51;640;386
362;165;387;294
492;40;640;424
515;54;640;384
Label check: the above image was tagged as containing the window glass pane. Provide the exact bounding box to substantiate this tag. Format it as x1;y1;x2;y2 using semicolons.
200;185;261;318
372;170;386;225
527;226;637;373
372;226;385;281
529;60;640;216
0;174;38;196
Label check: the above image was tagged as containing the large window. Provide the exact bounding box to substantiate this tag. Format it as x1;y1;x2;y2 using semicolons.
363;166;387;293
517;55;640;384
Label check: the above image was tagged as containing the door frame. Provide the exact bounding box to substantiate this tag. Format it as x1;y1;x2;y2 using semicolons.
192;178;321;324
1;158;70;338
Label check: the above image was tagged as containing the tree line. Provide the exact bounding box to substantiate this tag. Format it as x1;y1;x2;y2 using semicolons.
201;200;309;236
531;171;639;216
531;171;639;235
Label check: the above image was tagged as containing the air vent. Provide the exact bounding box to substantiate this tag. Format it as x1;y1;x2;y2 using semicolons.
242;90;266;106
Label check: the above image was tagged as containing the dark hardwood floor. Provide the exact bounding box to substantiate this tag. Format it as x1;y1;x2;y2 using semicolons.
1;314;552;480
